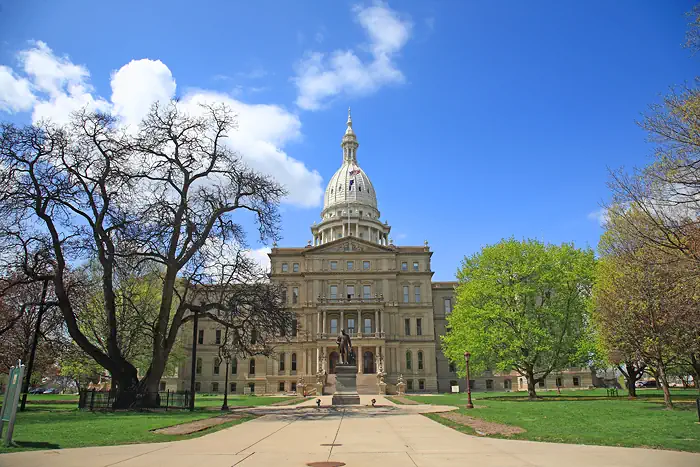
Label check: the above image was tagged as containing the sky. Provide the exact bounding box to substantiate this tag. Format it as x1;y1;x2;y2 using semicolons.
0;1;697;280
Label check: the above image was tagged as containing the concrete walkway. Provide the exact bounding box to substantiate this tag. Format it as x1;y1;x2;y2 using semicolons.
1;396;698;467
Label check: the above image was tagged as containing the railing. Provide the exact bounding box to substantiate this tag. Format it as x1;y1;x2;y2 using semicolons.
317;296;383;304
78;389;190;411
316;331;385;340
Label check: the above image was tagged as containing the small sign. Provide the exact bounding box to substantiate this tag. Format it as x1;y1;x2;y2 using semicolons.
451;385;460;393
0;361;25;446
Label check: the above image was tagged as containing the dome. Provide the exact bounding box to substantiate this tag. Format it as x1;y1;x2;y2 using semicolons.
323;162;377;212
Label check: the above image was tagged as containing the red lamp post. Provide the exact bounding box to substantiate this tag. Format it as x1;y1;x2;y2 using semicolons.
464;351;474;409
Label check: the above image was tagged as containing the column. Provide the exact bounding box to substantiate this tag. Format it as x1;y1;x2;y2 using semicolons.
302;349;307;375
331;227;334;241
367;225;371;241
342;223;345;237
358;345;363;374
376;345;380;373
374;310;379;337
322;311;327;337
340;311;344;332
316;311;320;337
380;309;385;334
355;222;359;237
316;347;320;373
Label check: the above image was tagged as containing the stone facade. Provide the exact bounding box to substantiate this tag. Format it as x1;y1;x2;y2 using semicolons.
166;110;592;395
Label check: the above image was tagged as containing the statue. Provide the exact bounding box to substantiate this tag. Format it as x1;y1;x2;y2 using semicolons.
336;329;353;365
396;373;406;396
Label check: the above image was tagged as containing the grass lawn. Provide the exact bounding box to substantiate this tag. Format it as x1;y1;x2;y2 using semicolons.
0;393;287;454
408;389;700;452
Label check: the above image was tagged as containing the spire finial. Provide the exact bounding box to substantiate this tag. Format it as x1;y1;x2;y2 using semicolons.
347;107;352;127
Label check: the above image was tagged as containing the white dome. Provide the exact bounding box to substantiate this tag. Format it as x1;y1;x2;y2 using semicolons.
323;162;377;212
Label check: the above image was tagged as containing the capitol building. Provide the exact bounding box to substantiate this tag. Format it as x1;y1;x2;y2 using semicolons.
168;111;592;395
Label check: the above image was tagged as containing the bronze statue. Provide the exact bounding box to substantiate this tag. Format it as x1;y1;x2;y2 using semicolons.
336;329;352;364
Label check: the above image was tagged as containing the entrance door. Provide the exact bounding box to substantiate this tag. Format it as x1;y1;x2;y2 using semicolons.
363;351;375;374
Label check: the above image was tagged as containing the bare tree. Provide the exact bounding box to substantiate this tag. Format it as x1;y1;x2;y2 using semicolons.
0;101;294;407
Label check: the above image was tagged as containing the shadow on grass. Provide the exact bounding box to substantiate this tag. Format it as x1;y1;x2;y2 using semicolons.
12;441;61;450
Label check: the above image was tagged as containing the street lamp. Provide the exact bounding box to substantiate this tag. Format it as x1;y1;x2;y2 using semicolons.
464;351;474;409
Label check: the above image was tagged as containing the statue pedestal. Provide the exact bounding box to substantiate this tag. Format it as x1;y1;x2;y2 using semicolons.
316;382;324;396
377;382;387;395
332;364;360;405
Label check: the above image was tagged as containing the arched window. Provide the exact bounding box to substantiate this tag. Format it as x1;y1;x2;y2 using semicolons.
249;358;256;375
231;358;237;374
279;353;285;372
405;351;412;370
291;353;297;371
214;357;221;375
418;351;424;370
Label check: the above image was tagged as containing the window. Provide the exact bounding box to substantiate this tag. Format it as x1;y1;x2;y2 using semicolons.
214;358;220;375
249;359;256;375
330;261;337;270
279;353;285;372
292;318;298;337
486;379;493;390
292;287;299;304
251;329;257;344
196;358;202;375
291;353;297;371
363;261;370;270
230;382;236;393
418;351;424;370
248;383;255;393
281;288;287;304
504;379;511;389
232;359;237;374
282;263;288;272
279;381;285;392
363;285;371;299
449;362;456;373
413;262;419;271
330;318;338;335
416;318;422;336
556;377;562;387
406;351;412;370
538;379;545;388
212;382;219;392
195;381;201;392
401;262;408;271
346;285;355;298
404;318;411;336
444;298;452;314
469;380;475;389
330;285;338;299
573;376;580;387
403;286;409;303
414;286;421;303
198;329;204;345
347;318;355;334
215;329;221;345
159;381;166;391
419;379;425;390
364;318;372;334
347;261;354;270
291;382;297;392
407;380;414;391
292;263;299;272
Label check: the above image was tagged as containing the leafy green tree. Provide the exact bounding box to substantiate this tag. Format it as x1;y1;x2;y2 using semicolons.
442;239;595;399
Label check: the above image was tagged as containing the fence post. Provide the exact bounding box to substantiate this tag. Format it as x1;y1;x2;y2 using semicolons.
166;390;170;411
90;389;95;411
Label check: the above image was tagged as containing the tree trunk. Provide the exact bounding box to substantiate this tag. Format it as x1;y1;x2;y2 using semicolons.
656;362;673;409
526;371;538;399
690;354;700;394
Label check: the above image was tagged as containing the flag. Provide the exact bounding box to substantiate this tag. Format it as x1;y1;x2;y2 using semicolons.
349;169;361;175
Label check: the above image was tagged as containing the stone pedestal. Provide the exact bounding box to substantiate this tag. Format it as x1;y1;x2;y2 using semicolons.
332;364;360;405
316;382;324;396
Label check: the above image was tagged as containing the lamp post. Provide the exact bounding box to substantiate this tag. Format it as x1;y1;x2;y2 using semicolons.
464;351;474;409
189;311;199;412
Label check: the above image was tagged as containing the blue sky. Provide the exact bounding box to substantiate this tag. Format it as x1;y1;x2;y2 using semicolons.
0;1;697;280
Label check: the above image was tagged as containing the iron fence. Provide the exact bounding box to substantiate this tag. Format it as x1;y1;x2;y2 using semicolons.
78;389;190;411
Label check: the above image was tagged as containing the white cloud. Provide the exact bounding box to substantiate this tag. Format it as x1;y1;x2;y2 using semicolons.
0;66;35;112
244;247;271;273
588;207;609;226
110;59;176;128
0;42;323;208
293;1;412;110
